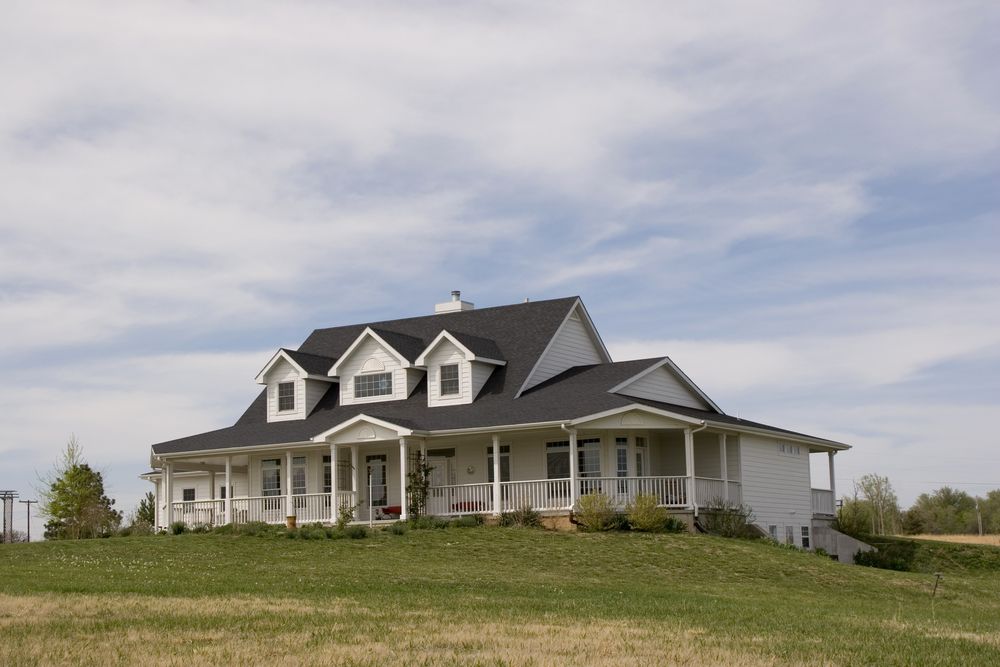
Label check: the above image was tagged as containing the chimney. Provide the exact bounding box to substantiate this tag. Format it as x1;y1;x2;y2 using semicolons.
435;290;475;314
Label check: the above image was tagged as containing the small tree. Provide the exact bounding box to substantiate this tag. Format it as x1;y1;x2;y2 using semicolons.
406;453;433;519
38;436;122;539
136;491;156;526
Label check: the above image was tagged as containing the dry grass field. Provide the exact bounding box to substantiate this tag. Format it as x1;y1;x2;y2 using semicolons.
2;526;999;665
906;534;1000;547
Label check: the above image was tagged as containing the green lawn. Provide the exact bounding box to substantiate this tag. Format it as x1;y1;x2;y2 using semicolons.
1;527;998;665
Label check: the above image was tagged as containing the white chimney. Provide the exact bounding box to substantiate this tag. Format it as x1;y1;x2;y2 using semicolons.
434;290;475;314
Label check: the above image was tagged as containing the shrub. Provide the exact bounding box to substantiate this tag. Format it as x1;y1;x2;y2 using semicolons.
662;516;688;533
408;515;450;530
450;514;484;528
574;493;616;532
336;502;356;531
169;521;187;535
189;524;211;534
607;513;631;531
627;494;669;532
499;503;541;528
345;525;369;539
386;521;409;535
699;498;758;538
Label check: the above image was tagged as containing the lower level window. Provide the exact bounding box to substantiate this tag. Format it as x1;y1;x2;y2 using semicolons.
487;444;511;483
292;456;307;495
801;526;811;549
182;488;195;502
262;458;281;497
768;525;778;541
785;525;794;545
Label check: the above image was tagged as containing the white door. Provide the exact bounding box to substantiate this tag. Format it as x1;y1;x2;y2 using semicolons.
426;455;450;515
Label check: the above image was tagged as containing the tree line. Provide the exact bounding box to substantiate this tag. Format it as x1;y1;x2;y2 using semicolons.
837;473;999;537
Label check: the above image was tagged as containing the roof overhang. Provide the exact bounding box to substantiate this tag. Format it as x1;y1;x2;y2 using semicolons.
569;404;705;429
311;414;415;444
607;357;723;414
255;349;335;384
704;420;851;451
330;327;413;376
414;330;507;367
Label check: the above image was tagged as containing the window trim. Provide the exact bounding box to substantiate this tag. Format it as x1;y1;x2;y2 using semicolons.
182;488;195;502
439;363;460;396
801;526;811;549
487;444;511;483
277;381;295;412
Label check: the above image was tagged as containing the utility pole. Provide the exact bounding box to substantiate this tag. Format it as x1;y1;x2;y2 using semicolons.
19;499;38;542
976;501;983;536
1;491;18;543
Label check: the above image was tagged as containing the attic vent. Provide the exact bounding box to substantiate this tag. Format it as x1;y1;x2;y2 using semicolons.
434;291;475;314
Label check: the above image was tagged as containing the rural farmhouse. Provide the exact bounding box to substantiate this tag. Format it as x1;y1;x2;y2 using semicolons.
145;294;848;550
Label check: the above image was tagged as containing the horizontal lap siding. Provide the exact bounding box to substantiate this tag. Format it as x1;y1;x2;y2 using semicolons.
525;313;604;390
615;367;708;410
693;432;721;477
339;337;407;405
739;434;812;546
470;361;495;400
266;360;305;422
426;343;472;406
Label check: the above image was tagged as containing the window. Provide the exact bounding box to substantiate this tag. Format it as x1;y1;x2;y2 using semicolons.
277;382;295;412
615;437;628;478
545;439;601;479
546;441;569;479
261;458;281;497
292;456;307;495
768;525;778;541
323;455;352;493
785;525;794;545
355;372;393;398
487;444;511;483
219;486;233;499
801;526;811;549
439;364;459;396
577;438;601;478
635;437;647;477
182;488;195;502
777;442;801;456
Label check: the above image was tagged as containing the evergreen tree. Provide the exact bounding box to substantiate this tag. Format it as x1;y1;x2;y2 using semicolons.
136;491;156;526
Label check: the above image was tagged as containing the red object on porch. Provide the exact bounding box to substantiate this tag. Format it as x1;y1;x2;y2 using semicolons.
382;505;402;515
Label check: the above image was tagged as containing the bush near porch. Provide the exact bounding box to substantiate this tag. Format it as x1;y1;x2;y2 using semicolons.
2;528;999;665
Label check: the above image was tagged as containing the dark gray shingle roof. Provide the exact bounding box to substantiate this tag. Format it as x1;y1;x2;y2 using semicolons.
447;331;504;361
281;349;337;376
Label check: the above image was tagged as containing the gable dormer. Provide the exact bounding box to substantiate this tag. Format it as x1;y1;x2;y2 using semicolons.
330;327;425;406
255;349;336;422
608;357;722;413
415;330;506;407
516;299;611;397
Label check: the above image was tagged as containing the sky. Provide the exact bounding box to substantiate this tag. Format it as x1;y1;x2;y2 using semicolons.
2;1;998;538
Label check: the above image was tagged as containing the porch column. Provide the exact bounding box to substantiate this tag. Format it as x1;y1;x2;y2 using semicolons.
828;451;837;500
154;476;162;530
163;461;173;529
420;439;427;461
684;429;696;511
492;434;502;515
330;443;339;523
399;438;409;521
719;433;729;502
224;456;232;524
569;428;579;507
209;471;216;500
285;451;294;518
351;445;359;494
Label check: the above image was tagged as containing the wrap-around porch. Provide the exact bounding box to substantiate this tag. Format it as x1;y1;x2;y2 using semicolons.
159;418;746;529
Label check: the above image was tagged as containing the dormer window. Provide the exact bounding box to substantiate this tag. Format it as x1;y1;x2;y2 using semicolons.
277;382;295;411
440;364;459;395
355;372;393;398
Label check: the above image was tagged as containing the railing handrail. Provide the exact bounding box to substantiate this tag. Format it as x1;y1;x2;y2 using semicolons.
428;481;493;490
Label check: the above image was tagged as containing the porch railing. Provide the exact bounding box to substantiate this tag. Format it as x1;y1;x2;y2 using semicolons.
500;479;572;512
811;488;835;515
426;482;494;515
170;499;224;526
577;476;689;508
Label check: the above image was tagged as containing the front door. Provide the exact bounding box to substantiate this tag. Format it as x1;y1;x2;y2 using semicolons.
426;455;451;515
366;455;387;508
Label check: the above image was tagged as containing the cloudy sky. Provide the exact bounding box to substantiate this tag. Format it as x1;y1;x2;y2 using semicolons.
2;2;998;536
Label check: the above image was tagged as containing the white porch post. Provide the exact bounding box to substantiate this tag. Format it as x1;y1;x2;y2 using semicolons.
285;451;294;518
684;429;696;512
828;451;837;501
330;443;339;524
719;433;729;502
154;477;161;530
224;456;232;524
569;428;579;508
209;471;216;500
420;439;427;461
351;445;359;495
492;434;502;515
163;461;173;529
399;438;409;521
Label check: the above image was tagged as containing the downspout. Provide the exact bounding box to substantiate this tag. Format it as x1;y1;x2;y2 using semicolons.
688;422;708;518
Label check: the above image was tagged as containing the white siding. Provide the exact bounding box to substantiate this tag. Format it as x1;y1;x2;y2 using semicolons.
426;341;473;407
739;434;812;547
614;366;709;410
693;432;721;477
523;309;604;392
726;437;740;481
339;336;407;406
469;361;495;400
304;379;331;416
264;359;306;422
169;472;248;501
651;431;686;476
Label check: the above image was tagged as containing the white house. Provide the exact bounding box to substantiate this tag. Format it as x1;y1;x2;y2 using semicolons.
144;293;847;550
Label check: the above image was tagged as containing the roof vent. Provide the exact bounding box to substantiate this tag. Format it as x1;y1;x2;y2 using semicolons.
435;290;475;314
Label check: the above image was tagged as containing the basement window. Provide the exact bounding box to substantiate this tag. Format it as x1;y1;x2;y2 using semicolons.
277;382;295;412
440;364;460;396
801;526;811;549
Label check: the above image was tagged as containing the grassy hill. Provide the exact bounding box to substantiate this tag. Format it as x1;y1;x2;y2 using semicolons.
2;527;999;665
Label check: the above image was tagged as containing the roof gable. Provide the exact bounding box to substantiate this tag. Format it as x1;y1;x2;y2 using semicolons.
414;330;506;366
329;327;419;376
254;349;337;384
608;357;721;413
